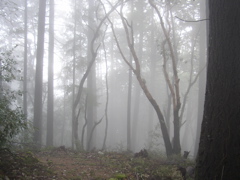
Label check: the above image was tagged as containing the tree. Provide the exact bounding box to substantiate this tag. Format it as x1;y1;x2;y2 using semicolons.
46;0;54;147
72;0;121;150
126;0;133;152
71;0;78;149
23;0;28;118
110;2;173;156
194;0;207;157
102;34;110;150
131;0;144;152
195;1;240;179
86;0;97;151
33;0;47;147
149;0;181;155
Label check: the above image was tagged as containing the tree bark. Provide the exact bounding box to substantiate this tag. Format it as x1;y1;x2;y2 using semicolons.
195;1;240;179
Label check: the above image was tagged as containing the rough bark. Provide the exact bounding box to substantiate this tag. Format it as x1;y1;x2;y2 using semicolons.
195;1;240;179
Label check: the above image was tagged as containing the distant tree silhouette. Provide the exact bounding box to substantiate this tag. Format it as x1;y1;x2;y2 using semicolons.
33;0;46;147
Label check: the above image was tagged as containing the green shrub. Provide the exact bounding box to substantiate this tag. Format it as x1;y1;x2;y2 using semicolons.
0;48;27;147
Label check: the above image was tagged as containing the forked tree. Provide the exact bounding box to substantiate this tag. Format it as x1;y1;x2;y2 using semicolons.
109;0;203;156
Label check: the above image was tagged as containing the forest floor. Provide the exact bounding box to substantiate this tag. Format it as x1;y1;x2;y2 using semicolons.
0;146;195;180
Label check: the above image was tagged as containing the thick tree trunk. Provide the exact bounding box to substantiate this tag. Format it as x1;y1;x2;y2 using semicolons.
195;1;240;179
33;0;46;147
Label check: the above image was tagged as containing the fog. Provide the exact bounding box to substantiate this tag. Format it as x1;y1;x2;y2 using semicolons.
1;0;207;158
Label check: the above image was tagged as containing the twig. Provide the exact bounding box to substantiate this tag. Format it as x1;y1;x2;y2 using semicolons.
175;16;209;23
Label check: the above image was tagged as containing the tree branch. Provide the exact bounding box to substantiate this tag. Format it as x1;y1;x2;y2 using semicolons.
175;16;209;23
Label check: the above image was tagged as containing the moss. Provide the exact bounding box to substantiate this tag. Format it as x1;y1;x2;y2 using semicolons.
114;173;127;179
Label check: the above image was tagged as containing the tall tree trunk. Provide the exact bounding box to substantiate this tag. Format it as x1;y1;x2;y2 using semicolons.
127;55;132;151
46;0;54;147
71;0;78;150
194;0;208;158
132;27;144;152
72;1;119;151
147;18;157;149
23;0;28;119
110;9;173;156
193;0;207;158
126;0;134;152
33;0;47;147
195;1;240;179
149;0;181;155
86;0;97;151
102;39;109;150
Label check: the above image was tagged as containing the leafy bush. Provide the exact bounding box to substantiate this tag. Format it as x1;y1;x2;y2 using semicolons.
0;95;27;147
0;48;27;147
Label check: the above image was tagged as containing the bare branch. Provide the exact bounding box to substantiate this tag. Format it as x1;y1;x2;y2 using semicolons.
175;16;209;23
149;0;181;110
162;40;176;107
108;18;136;72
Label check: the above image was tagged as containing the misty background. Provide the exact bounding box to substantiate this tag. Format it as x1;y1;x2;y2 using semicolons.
1;0;207;158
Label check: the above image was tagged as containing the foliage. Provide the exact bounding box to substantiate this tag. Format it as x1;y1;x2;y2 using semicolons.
0;48;27;147
0;96;27;147
0;149;54;179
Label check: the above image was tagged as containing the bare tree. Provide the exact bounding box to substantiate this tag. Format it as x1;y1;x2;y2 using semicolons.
109;2;173;156
72;0;122;150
